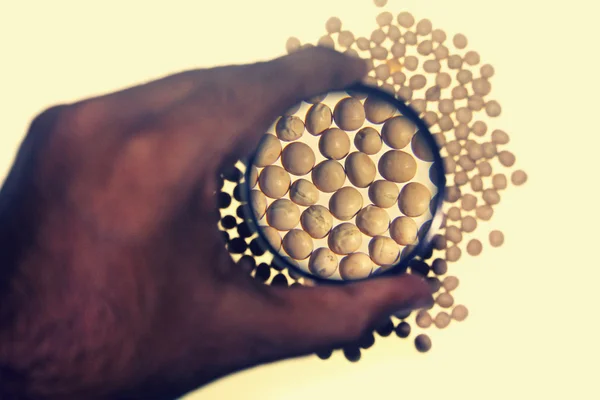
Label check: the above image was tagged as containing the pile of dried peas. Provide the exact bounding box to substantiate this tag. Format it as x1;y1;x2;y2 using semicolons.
216;1;527;359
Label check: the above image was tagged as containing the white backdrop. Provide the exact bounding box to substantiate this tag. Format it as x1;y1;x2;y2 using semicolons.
1;1;598;399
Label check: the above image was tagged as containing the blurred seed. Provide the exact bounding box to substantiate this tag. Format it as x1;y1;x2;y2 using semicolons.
492;174;508;190
461;216;477;233
415;334;432;352
475;205;494;221
489;230;505;247
446;245;461;262
434;312;451;329
395;321;412;338
432;258;448;275
466;239;483;256
511;170;528;185
442;275;459;291
416;310;433;328
451;305;469;321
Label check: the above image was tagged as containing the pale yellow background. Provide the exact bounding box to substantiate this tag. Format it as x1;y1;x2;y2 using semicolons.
1;1;598;399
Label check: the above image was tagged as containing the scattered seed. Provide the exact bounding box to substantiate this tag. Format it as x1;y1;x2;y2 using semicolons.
397;86;413;101
436;72;452;88
445;225;462;243
466;239;483;256
460;194;477;211
498;151;516;167
286;37;302;53
468;95;485;111
433;45;449;60
415;334;432;352
434;312;451;329
432;258;448;275
446;245;461;262
404;31;417;45
452;86;469;100
338;31;355;47
480;64;495;78
436;292;454;308
319;128;350;160
451;305;469;321
371;45;388;60
453;33;468;49
464;51;480;65
397;11;415;28
404;56;419;71
432;29;446;43
356;36;371;51
485;100;502;117
475;205;494;221
461;216;477;233
318;35;335;49
376;11;394;26
416;310;433;328
489;230;505;247
492;174;508;190
491;129;510;144
477;161;492;177
511;170;528;185
471;121;487;136
388;25;401;41
442;275;459;291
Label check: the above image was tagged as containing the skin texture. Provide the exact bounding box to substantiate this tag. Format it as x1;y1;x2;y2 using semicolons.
0;47;432;400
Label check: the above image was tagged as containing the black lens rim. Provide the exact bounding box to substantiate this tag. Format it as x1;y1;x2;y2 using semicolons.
241;83;447;285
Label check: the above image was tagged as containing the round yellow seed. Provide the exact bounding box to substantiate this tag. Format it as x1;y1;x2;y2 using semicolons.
329;187;363;221
466;239;483;256
276;115;305;141
390;216;418;245
452;305;469;322
308;247;339;278
301;205;333;239
258;165;291;199
328;223;363;255
266;199;300;231
369;236;400;266
325;17;342;34
319;128;350;160
305;103;332;136
345;152;377;188
289;179;319;206
356;205;390;237
281;142;315;176
511;170;528;185
254;134;282;167
398;182;431;217
283;229;314;260
382;116;416;149
453;33;468;49
311;160;346;193
378;150;417;183
339;252;373;280
489;230;504;247
397;11;415;28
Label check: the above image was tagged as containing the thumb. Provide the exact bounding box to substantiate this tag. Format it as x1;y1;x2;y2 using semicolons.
250;46;369;108
259;274;433;359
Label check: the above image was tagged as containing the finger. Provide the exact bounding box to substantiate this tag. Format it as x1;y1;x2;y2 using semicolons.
246;274;433;360
162;47;368;156
76;46;366;137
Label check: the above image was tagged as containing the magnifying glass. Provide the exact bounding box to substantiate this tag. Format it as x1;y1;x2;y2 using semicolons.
241;83;446;284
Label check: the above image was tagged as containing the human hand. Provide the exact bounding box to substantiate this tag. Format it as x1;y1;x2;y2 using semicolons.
0;47;433;400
